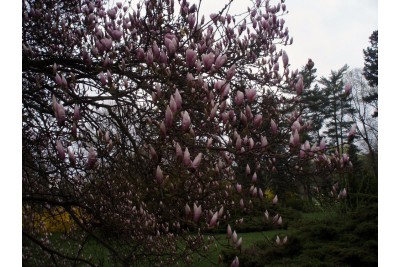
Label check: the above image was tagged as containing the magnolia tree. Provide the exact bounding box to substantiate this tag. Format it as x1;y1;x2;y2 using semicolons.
22;0;351;265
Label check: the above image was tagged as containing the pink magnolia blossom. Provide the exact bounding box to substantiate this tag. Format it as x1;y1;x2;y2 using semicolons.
159;121;166;137
245;88;257;102
282;50;289;67
169;96;177;114
258;188;264;199
348;124;356;141
235;137;242;151
226;64;236;80
55;73;62;86
107;8;117;20
174;89;182;109
192;153;203;169
73;105;80;121
186;49;197;68
232;230;238;243
261;136;268;147
156;165;163;184
188;13;196;29
165;35;178;55
344;83;352;96
183;147;191;166
231;256;239;267
87;147;97;169
234;91;244;106
175;142;183;159
227;224;232;238
320;138;326;150
218;206;224;217
236;183;242;193
270;119;278;134
185;203;191;218
209;211;218;227
68;147;76;166
252;172;257;183
146;50;154;65
165;106;173;128
292;129;300;147
296;76;304;95
202;52;215;70
193;203;202;222
253;114;263;128
56;103;66;125
246;164;251;175
181;111;191;131
215;54;227;69
264;210;269;221
56;141;65;160
236;237;242;249
111;29;123;41
273;195;278;205
99;72;107;86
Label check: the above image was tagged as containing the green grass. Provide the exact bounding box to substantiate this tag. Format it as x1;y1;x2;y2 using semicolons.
189;229;291;267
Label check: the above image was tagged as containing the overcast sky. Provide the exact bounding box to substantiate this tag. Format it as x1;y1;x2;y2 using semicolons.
200;0;378;78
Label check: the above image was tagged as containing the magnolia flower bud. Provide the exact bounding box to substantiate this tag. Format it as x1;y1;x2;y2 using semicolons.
296;76;304;95
236;183;242;193
348;124;356;141
202;52;215;71
156;165;164;184
165;106;173;128
185;203;191;218
282;50;289;67
186;49;197;68
56;141;65;160
160;121;166;137
292;129;300;147
245;88;257;102
87;147;97;169
68;147;76;166
236;237;242;249
175;142;183;159
227;224;232;238
193;203;202;222
234;91;244;106
192;153;202;169
182;111;191;131
174;89;182;109
209;211;218;228
231;256;239;267
271;119;278;134
56;103;66;125
261;136;268;147
344;83;352;96
273;195;278;205
183;147;191;166
215;54;227;69
73;105;80;121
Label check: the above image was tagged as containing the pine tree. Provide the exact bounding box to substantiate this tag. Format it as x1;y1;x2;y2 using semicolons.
319;65;355;155
363;30;378;116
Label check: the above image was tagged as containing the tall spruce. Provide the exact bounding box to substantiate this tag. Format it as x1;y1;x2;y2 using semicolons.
363;30;378;116
319;65;355;156
300;59;325;143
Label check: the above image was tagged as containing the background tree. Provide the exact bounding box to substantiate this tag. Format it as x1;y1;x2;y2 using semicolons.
362;30;378;116
319;65;355;155
344;68;378;181
22;0;350;266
